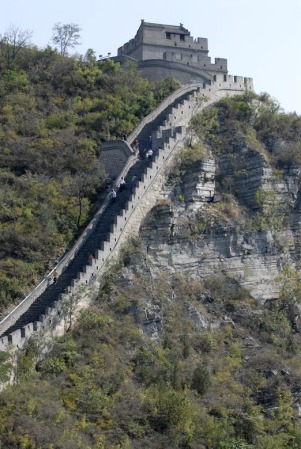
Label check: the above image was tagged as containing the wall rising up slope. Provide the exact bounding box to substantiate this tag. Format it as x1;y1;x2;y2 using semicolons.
0;77;251;351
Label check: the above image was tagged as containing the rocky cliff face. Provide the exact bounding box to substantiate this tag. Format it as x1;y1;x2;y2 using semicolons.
139;143;301;303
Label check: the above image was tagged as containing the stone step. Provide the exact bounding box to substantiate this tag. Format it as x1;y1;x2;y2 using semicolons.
0;88;197;341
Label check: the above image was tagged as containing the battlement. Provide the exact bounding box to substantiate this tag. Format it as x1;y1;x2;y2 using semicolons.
115;21;253;90
163;52;228;73
118;21;210;55
117;21;227;77
213;73;254;91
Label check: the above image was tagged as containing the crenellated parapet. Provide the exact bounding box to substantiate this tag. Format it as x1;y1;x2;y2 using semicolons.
117;21;210;59
0;78;254;353
115;21;253;90
213;73;254;91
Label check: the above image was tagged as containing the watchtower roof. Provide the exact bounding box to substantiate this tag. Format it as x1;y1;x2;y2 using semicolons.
140;21;190;36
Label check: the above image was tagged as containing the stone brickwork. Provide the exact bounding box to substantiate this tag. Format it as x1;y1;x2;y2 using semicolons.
0;70;253;352
0;88;197;351
117;21;223;72
100;140;134;180
116;21;253;89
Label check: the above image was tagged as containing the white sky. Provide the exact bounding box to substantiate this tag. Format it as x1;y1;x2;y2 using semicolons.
1;0;300;114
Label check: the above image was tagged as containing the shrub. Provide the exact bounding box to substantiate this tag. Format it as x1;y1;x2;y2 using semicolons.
191;364;211;395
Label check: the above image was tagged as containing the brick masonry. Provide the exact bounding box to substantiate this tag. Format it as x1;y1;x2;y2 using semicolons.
0;69;253;352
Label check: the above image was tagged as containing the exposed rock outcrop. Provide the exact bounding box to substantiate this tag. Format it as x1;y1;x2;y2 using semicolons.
139;144;301;302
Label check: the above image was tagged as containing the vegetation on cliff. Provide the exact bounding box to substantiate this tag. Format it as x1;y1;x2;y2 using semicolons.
2;241;301;448
0;37;179;315
189;91;301;165
175;92;301;235
2;38;301;448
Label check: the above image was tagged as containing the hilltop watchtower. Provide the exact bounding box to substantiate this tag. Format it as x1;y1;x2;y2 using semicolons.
116;20;250;87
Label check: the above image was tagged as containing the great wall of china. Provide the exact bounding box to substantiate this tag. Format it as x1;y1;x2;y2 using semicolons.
0;22;254;352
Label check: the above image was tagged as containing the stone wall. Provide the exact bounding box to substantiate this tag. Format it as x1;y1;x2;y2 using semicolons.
117;21;248;86
0;89;199;351
100;140;134;180
0;83;202;343
0;81;252;351
115;21;253;89
138;60;212;84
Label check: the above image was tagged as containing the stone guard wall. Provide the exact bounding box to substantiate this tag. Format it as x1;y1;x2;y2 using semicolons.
0;80;252;351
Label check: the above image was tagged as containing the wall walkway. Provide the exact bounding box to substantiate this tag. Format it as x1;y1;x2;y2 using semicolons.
0;77;252;351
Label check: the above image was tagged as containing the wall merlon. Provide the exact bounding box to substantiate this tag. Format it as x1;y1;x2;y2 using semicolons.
0;336;9;351
83;265;94;275
102;240;113;253
8;329;21;345
95;249;105;260
196;37;208;50
78;272;90;285
57;293;65;301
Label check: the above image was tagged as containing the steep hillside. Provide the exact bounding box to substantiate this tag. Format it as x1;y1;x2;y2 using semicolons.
140;93;301;302
1;240;301;449
0;44;179;315
1;94;301;449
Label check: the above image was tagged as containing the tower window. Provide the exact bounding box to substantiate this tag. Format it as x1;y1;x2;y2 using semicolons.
180;35;185;41
166;32;171;39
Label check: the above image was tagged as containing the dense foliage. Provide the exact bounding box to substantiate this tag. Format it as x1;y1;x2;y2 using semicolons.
183;93;301;234
2;35;301;449
0;40;179;314
2;243;301;448
189;92;301;165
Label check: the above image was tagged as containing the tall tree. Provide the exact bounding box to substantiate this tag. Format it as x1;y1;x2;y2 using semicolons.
52;22;81;56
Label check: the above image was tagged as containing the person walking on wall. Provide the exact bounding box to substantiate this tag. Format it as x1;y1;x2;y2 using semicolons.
133;139;139;157
119;177;126;191
111;188;117;203
53;270;59;284
146;148;153;160
131;174;137;186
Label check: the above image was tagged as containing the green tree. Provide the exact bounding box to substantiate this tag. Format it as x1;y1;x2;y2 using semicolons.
52;22;81;56
191;364;211;395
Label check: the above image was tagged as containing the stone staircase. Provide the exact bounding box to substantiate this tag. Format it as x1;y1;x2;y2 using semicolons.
0;85;200;349
0;78;251;350
134;89;197;151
